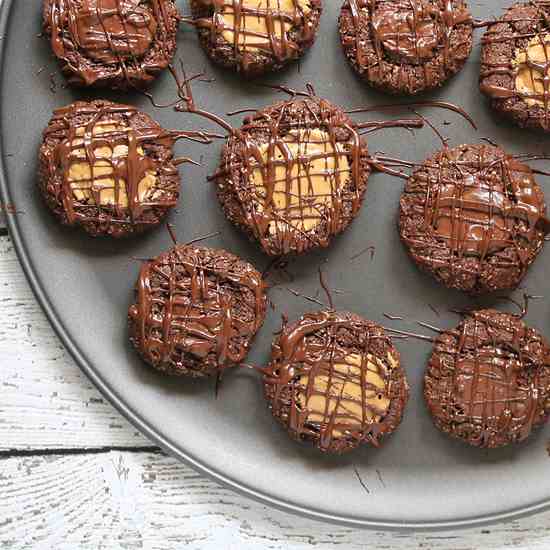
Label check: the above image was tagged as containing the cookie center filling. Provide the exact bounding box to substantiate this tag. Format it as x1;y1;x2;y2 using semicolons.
426;159;548;258
219;0;311;55
297;353;391;438
430;174;512;257
454;352;526;422
372;2;441;64
63;120;157;208
165;278;240;362
514;32;550;108
74;0;157;62
249;128;351;236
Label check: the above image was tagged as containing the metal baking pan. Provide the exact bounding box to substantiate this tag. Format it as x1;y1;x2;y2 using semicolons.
2;0;550;529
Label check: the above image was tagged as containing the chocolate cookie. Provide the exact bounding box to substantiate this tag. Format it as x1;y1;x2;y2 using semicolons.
39;100;180;238
338;0;473;95
263;310;409;454
399;143;550;294
128;244;267;377
480;2;550;131
214;95;370;256
43;0;180;89
189;0;322;76
425;309;550;448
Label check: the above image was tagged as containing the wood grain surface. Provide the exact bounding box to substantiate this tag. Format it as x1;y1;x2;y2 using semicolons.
1;230;550;549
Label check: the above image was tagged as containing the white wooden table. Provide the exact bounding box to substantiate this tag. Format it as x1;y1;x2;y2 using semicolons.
2;228;550;550
2;1;550;546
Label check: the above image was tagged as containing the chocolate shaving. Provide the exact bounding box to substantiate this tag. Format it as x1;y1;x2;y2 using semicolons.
384;327;434;343
318;267;334;310
417;321;443;333
285;287;325;307
350;245;376;261
353;466;371;495
384;313;404;321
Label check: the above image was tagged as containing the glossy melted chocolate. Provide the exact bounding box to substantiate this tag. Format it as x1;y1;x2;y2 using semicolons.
423;151;550;260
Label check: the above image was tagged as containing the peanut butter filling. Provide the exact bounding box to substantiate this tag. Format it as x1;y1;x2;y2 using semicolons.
250;128;351;235
298;353;392;437
220;0;311;53
66;121;157;208
514;33;550;107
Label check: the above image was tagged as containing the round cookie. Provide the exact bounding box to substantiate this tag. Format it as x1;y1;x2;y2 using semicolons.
263;310;409;454
214;95;370;257
425;309;550;449
480;2;550;131
338;0;473;95
42;0;180;89
39;99;180;238
128;244;267;377
399;143;550;294
189;0;322;76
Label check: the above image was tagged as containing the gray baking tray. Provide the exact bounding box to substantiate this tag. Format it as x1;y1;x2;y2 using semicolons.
2;0;550;530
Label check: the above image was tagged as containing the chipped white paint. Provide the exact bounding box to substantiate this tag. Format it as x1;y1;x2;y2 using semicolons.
2;233;550;548
2;451;550;549
0;237;147;450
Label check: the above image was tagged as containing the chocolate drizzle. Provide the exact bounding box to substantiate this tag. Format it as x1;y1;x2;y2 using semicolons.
214;95;370;256
39;99;214;237
263;310;409;453
399;143;550;294
187;0;322;74
479;2;550;131
424;309;550;448
44;0;180;88
347;100;477;129
155;64;492;265
339;0;473;95
128;244;267;377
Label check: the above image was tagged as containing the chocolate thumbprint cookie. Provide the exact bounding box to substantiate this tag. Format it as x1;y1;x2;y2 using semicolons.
189;0;322;75
425;309;550;448
480;2;550;131
214;95;370;256
43;0;180;89
39;100;180;237
263;310;409;453
399;143;550;294
129;244;267;377
339;0;473;95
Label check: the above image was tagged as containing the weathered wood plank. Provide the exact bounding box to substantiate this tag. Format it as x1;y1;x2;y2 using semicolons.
1;451;550;550
0;236;147;450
